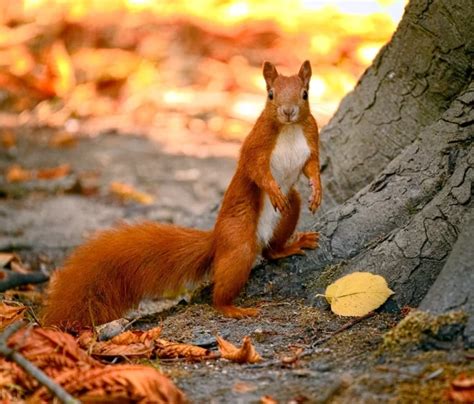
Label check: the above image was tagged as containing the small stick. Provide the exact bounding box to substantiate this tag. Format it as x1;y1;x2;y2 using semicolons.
247;311;376;369
306;311;376;352
299;311;377;358
0;269;49;292
0;321;79;404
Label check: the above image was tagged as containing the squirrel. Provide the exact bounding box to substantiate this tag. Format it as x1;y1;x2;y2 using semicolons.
41;60;322;329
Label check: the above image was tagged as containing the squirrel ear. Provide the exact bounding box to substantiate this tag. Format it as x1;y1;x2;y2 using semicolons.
298;60;312;87
263;61;278;90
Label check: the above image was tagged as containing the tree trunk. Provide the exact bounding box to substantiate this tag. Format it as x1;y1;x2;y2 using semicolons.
248;0;473;341
320;0;473;205
420;209;474;346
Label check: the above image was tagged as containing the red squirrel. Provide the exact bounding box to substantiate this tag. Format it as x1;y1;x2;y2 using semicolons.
41;61;322;329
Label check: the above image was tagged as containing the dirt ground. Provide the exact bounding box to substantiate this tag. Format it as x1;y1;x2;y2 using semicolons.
1;129;472;403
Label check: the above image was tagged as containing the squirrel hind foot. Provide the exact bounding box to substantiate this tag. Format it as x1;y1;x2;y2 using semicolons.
216;305;259;319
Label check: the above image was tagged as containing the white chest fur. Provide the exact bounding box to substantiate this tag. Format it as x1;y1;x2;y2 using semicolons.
257;124;311;246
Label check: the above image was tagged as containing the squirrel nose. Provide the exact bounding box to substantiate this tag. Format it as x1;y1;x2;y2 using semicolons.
281;106;297;120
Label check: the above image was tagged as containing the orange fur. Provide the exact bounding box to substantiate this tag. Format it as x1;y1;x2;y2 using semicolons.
41;61;322;328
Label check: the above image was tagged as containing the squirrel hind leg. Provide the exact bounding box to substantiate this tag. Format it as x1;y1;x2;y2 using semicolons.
212;240;259;319
263;188;302;260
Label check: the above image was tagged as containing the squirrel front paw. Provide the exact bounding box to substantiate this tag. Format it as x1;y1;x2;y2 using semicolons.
267;181;289;213
308;178;322;213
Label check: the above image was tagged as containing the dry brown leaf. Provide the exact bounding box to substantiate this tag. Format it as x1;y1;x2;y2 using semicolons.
0;253;31;277
447;374;474;402
74;171;100;196
49;131;78;148
155;339;216;361
109;329;139;345
217;335;261;364
2;326;186;402
36;164;71;180
77;329;95;349
0;302;27;331
3;290;44;305
95;318;130;340
109;181;154;205
281;347;303;366
5;164;32;182
110;326;162;345
0;253;17;268
260;395;278;404
6;164;71;182
89;342;154;359
8;327;98;372
1;130;16;149
78;327;162;359
233;381;257;393
32;364;186;403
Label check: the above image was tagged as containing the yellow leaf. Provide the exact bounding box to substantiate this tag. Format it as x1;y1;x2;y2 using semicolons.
323;272;394;316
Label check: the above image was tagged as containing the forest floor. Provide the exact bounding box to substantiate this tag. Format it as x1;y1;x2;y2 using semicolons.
1;129;472;403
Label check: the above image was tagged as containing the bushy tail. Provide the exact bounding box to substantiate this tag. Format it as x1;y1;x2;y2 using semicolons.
41;222;214;329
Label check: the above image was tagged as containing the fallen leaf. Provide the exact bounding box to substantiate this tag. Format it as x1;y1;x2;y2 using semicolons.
447;374;474;403
109;181;154;205
155;339;216;361
110;329;140;345
261;395;278;404
0;253;17;268
110;326;162;345
322;272;394;316
77;329;95;349
2;326;186;402
72;171;100;196
5;164;32;182
89;342;154;359
217;335;261;364
3;290;44;305
95;318;130;340
0;301;27;331
0;253;30;275
49;131;78;148
32;364;186;403
1;130;16;149
233;381;257;393
36;164;71;180
281;347;303;366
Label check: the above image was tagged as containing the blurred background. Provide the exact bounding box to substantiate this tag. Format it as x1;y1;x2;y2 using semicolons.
0;0;405;158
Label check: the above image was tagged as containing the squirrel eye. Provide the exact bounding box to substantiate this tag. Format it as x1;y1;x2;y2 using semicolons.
268;89;274;100
302;90;308;100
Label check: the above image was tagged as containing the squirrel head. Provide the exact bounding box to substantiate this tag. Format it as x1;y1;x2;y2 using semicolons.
262;60;312;125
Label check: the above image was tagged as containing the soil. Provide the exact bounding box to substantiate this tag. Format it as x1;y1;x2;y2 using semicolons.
1;129;472;403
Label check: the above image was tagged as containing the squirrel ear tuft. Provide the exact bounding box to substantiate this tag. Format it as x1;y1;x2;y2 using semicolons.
298;60;312;87
263;61;278;90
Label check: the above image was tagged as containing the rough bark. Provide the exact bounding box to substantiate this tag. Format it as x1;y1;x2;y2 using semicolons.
420;209;474;345
320;0;474;204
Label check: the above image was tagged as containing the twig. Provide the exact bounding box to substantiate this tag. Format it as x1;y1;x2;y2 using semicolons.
0;321;79;404
0;269;49;292
305;311;377;353
27;306;42;327
247;311;376;369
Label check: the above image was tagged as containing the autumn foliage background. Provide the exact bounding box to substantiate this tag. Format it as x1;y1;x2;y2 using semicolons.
0;0;404;157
